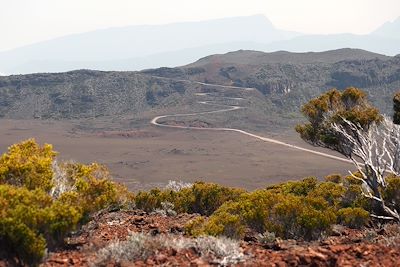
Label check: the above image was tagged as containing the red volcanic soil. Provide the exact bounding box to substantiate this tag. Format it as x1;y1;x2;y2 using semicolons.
32;210;400;267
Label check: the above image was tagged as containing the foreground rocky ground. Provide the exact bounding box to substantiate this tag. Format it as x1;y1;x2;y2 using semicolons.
6;209;393;266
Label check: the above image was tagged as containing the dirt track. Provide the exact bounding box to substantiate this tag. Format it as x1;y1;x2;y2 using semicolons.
0;79;355;191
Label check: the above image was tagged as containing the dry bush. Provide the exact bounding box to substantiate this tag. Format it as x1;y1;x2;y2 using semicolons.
377;224;400;247
95;232;245;266
150;201;177;217
165;180;193;192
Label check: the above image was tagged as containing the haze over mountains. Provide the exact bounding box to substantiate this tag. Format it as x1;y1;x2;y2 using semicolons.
0;14;400;75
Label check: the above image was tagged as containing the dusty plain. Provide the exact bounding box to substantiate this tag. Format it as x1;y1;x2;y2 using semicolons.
0;117;353;191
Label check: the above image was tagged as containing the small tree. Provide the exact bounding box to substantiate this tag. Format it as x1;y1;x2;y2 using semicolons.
297;87;400;221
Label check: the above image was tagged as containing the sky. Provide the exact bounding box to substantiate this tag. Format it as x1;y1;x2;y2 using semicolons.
1;0;399;52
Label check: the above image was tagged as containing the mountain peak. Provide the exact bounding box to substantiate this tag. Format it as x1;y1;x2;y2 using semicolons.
372;17;400;39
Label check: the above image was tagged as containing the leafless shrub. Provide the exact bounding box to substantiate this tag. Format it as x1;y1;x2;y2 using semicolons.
165;180;193;192
187;236;245;266
94;232;245;266
150;201;177;217
332;116;400;221
363;229;378;242
49;161;75;198
258;231;276;244
95;233;162;265
377;224;400;246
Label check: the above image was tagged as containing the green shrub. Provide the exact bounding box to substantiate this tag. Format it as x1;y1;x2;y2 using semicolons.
341;184;370;210
187;212;245;240
176;182;244;216
187;189;336;240
0;140;134;265
0;184;59;265
0;218;46;266
135;188;170;213
60;162;134;218
135;182;244;216
325;174;343;184
0;139;56;191
308;182;346;207
185;177;377;241
345;172;363;185
266;177;318;196
382;176;400;212
337;207;369;229
269;195;336;240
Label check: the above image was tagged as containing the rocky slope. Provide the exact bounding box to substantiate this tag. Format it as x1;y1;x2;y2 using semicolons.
34;209;400;266
0;49;399;126
0;70;197;119
144;49;400;115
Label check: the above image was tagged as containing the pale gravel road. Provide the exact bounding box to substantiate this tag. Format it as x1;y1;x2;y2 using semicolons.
150;78;351;164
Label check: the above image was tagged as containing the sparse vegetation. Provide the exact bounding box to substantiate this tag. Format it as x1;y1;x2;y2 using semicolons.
135;181;245;216
337;207;370;229
95;232;245;266
297;88;400;221
1;134;400;265
185;177;372;240
0;139;134;266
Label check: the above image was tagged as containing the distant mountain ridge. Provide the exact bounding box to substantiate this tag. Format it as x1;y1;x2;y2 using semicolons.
1;15;400;75
189;48;389;66
262;34;400;56
0;15;298;74
372;17;400;39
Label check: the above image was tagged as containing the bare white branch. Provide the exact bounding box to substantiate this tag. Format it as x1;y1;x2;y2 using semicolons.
332;116;400;221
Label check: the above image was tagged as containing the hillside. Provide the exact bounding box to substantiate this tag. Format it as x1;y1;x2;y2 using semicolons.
0;70;198;119
144;49;400;116
0;49;399;132
188;48;389;66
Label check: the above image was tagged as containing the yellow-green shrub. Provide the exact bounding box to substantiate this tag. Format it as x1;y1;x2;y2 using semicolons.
0;139;56;191
337;207;370;229
135;188;171;212
0;218;46;266
135;182;244;216
266;177;318;196
0;184;76;265
345;172;364;185
0;140;134;265
175;182;244;215
60;162;134;218
186;212;245;240
341;184;370;209
325;174;343;184
382;176;400;212
308;182;346;207
187;189;336;240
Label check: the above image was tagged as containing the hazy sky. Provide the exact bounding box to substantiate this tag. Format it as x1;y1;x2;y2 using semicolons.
1;0;399;52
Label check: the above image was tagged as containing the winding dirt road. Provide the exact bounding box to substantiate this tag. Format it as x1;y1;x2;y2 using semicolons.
150;79;352;164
